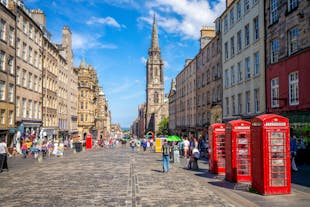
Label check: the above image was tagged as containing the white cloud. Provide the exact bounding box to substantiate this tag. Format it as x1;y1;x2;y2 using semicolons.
164;76;171;82
72;33;117;50
108;79;143;95
119;91;144;100
86;16;125;28
163;60;169;69
143;0;225;39
101;0;140;9
140;56;147;64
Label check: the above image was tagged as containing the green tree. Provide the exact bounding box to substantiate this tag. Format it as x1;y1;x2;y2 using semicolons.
157;117;169;136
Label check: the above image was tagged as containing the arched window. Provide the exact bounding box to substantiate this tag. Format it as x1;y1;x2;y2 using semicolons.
154;91;159;103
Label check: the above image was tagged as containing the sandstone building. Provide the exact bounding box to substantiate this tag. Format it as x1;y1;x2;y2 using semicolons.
57;26;78;136
168;80;176;135
10;0;44;138
77;59;98;139
196;27;222;138
0;2;16;146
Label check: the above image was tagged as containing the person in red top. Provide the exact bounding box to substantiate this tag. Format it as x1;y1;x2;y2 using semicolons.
21;140;28;158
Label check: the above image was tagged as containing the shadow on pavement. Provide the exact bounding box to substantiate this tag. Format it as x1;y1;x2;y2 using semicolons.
194;171;225;180
291;164;310;188
151;169;163;173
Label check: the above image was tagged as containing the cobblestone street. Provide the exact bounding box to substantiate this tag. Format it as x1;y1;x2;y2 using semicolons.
0;147;309;207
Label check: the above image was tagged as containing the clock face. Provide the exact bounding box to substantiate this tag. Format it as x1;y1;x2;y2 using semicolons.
154;78;158;83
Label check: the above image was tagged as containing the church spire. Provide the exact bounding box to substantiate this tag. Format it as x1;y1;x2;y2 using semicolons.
149;14;160;53
80;57;87;69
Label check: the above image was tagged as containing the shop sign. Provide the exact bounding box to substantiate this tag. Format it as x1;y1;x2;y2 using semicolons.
265;122;286;127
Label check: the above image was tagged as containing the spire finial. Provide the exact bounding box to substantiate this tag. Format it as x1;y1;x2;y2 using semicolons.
150;13;160;52
80;57;87;68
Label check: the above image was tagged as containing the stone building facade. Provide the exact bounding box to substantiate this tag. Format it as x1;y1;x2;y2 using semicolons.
168;80;176;135
175;58;196;136
57;54;69;139
145;16;168;135
57;26;78;136
10;0;44;138
265;0;310;126
221;0;266;122
0;2;16;146
30;8;60;139
77;60;99;139
42;36;58;139
96;86;108;139
196;28;222;138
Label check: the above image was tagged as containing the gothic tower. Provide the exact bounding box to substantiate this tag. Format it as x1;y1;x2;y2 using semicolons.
146;15;165;134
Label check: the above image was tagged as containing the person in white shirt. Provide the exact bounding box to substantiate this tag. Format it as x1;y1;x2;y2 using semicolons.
0;138;10;172
183;137;190;158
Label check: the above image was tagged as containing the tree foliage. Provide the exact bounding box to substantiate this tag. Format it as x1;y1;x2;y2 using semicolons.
157;117;169;136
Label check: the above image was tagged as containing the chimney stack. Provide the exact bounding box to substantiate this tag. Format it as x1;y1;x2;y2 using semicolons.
30;9;46;28
226;0;234;7
200;26;215;49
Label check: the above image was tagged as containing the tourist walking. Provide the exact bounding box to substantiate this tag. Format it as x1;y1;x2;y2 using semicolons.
162;139;171;173
183;137;190;158
130;139;136;152
178;139;184;157
142;138;147;152
174;143;180;164
21;140;28;158
149;139;154;152
0;138;10;172
290;136;298;171
192;147;200;170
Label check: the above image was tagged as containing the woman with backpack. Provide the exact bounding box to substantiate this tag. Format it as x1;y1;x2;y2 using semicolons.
162;139;171;173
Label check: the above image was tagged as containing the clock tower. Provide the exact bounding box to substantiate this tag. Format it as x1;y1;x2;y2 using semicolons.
146;15;165;134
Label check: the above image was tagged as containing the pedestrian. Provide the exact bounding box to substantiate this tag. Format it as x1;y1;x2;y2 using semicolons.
130;139;136;152
290;136;298;171
149;139;154;152
192;147;200;170
136;139;141;152
41;141;47;158
21;140;28;158
142;138;147;152
178;138;184;157
162;139;171;173
183;137;190;158
0;138;10;172
174;143;180;164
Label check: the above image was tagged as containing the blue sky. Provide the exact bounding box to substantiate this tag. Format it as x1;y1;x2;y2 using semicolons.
24;0;225;128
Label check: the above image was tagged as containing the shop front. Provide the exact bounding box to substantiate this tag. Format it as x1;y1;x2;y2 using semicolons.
40;127;57;140
58;130;69;141
17;120;42;139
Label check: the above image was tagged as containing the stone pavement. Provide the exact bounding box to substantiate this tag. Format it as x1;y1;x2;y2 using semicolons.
0;147;309;207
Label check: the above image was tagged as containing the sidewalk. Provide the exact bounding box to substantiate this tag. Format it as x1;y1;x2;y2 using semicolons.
291;164;310;194
190;157;310;207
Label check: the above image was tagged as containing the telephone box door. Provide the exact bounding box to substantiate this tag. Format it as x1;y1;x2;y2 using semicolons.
225;120;251;182
209;123;226;174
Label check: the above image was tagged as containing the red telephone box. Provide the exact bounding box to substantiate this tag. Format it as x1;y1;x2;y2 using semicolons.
208;123;226;174
225;120;251;182
251;114;291;195
86;134;92;149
